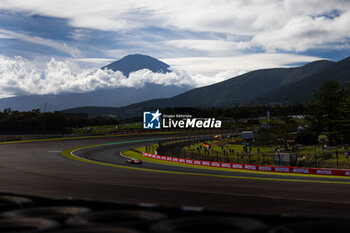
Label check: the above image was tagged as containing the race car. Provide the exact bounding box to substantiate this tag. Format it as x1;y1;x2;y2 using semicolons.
126;158;142;164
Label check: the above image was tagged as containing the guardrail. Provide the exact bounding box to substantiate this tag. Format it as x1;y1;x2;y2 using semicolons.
142;152;350;177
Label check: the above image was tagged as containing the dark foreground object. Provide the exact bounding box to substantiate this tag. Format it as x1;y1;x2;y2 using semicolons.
0;192;349;233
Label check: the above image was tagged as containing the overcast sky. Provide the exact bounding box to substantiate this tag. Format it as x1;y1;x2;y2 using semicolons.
0;0;349;97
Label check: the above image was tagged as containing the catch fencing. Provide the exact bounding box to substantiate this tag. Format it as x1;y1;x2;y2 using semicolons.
142;152;350;177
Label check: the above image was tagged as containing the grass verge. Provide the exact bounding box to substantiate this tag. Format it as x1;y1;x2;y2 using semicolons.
121;147;350;179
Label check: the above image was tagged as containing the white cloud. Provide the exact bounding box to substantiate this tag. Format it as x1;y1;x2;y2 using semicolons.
166;40;251;55
0;32;13;39
0;29;81;57
0;0;150;31
0;55;193;98
162;53;323;76
252;13;350;52
69;29;91;41
74;58;115;65
1;0;349;54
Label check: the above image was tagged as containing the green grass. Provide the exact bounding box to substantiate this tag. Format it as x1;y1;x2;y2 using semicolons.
182;141;275;164
181;139;350;168
185;140;348;155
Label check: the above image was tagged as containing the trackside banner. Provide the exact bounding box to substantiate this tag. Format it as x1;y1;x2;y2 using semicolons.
142;152;350;177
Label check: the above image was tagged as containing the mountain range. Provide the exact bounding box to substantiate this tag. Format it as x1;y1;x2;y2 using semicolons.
0;54;189;111
62;56;350;119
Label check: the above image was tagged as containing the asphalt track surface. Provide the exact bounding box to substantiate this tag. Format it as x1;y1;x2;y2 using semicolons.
1;133;350;219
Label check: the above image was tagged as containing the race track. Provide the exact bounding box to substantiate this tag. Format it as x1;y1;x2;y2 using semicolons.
1;133;350;218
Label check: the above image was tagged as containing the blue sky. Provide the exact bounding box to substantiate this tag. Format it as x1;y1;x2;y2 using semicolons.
0;0;349;97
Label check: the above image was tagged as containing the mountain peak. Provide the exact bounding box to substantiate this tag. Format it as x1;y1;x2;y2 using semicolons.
101;54;171;77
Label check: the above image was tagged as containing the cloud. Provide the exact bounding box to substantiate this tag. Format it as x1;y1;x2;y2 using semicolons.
165;40;251;55
1;0;349;54
69;29;91;41
252;13;350;52
0;32;13;39
74;58;115;65
0;28;81;57
0;0;149;31
0;55;193;98
162;53;323;75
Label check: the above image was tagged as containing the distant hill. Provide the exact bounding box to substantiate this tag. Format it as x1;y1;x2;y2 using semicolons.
62;58;340;119
0;55;189;111
254;56;350;104
280;60;335;86
101;54;171;76
0;84;189;111
117;59;334;108
154;59;334;108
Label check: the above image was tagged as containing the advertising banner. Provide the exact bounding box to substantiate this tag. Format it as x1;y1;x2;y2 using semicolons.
142;152;350;177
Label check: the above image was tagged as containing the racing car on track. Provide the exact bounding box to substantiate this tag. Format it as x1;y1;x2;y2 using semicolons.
126;158;142;164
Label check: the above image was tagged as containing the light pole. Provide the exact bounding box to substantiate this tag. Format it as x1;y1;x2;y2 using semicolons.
314;143;318;168
336;147;339;168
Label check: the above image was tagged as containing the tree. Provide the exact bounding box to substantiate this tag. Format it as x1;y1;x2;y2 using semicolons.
337;82;350;143
309;81;344;144
257;113;297;149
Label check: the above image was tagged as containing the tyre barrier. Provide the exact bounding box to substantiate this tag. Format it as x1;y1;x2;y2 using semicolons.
50;226;142;233
66;210;166;229
269;219;350;233
0;193;350;232
148;216;267;233
0;195;35;212
3;206;91;222
0;217;60;233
